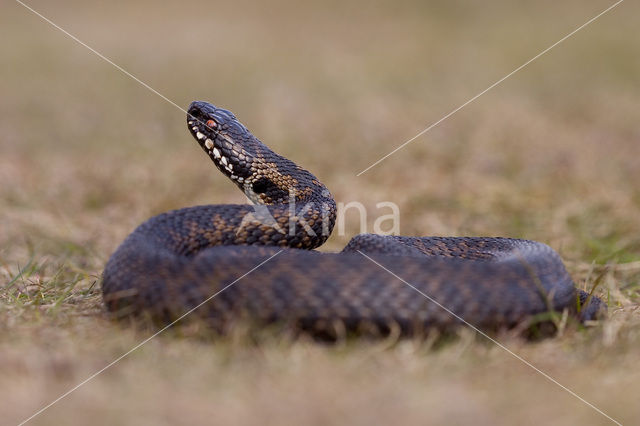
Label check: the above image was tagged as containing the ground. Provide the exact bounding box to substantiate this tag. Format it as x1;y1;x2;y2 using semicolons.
1;0;639;424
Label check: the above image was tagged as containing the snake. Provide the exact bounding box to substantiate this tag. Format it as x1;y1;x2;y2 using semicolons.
102;100;604;336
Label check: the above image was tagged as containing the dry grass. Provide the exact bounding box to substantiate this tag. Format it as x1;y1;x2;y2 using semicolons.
2;0;639;424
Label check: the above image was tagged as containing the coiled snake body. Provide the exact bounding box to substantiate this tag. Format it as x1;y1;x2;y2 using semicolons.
102;101;603;334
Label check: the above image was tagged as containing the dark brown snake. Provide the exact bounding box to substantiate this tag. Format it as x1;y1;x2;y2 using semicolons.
102;101;604;335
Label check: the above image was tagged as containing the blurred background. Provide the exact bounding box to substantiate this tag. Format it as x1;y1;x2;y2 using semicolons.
1;0;639;424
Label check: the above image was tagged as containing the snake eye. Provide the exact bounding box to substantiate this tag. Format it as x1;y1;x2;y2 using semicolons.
206;119;217;129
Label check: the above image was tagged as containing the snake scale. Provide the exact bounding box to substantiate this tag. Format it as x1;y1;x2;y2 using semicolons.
102;101;604;336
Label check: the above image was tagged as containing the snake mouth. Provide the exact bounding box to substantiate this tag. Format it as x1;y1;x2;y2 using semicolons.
187;101;252;183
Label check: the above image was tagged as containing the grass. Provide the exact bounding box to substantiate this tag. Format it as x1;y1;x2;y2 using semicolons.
2;0;639;424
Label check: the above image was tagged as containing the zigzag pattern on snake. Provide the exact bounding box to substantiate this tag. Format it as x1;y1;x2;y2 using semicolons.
102;101;604;335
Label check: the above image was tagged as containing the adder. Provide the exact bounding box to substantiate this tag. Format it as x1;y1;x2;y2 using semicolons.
102;101;604;335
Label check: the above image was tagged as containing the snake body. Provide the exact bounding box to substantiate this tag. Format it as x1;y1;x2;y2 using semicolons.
102;101;604;335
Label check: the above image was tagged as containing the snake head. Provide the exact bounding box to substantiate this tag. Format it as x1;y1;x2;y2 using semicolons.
187;101;255;186
187;101;333;208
